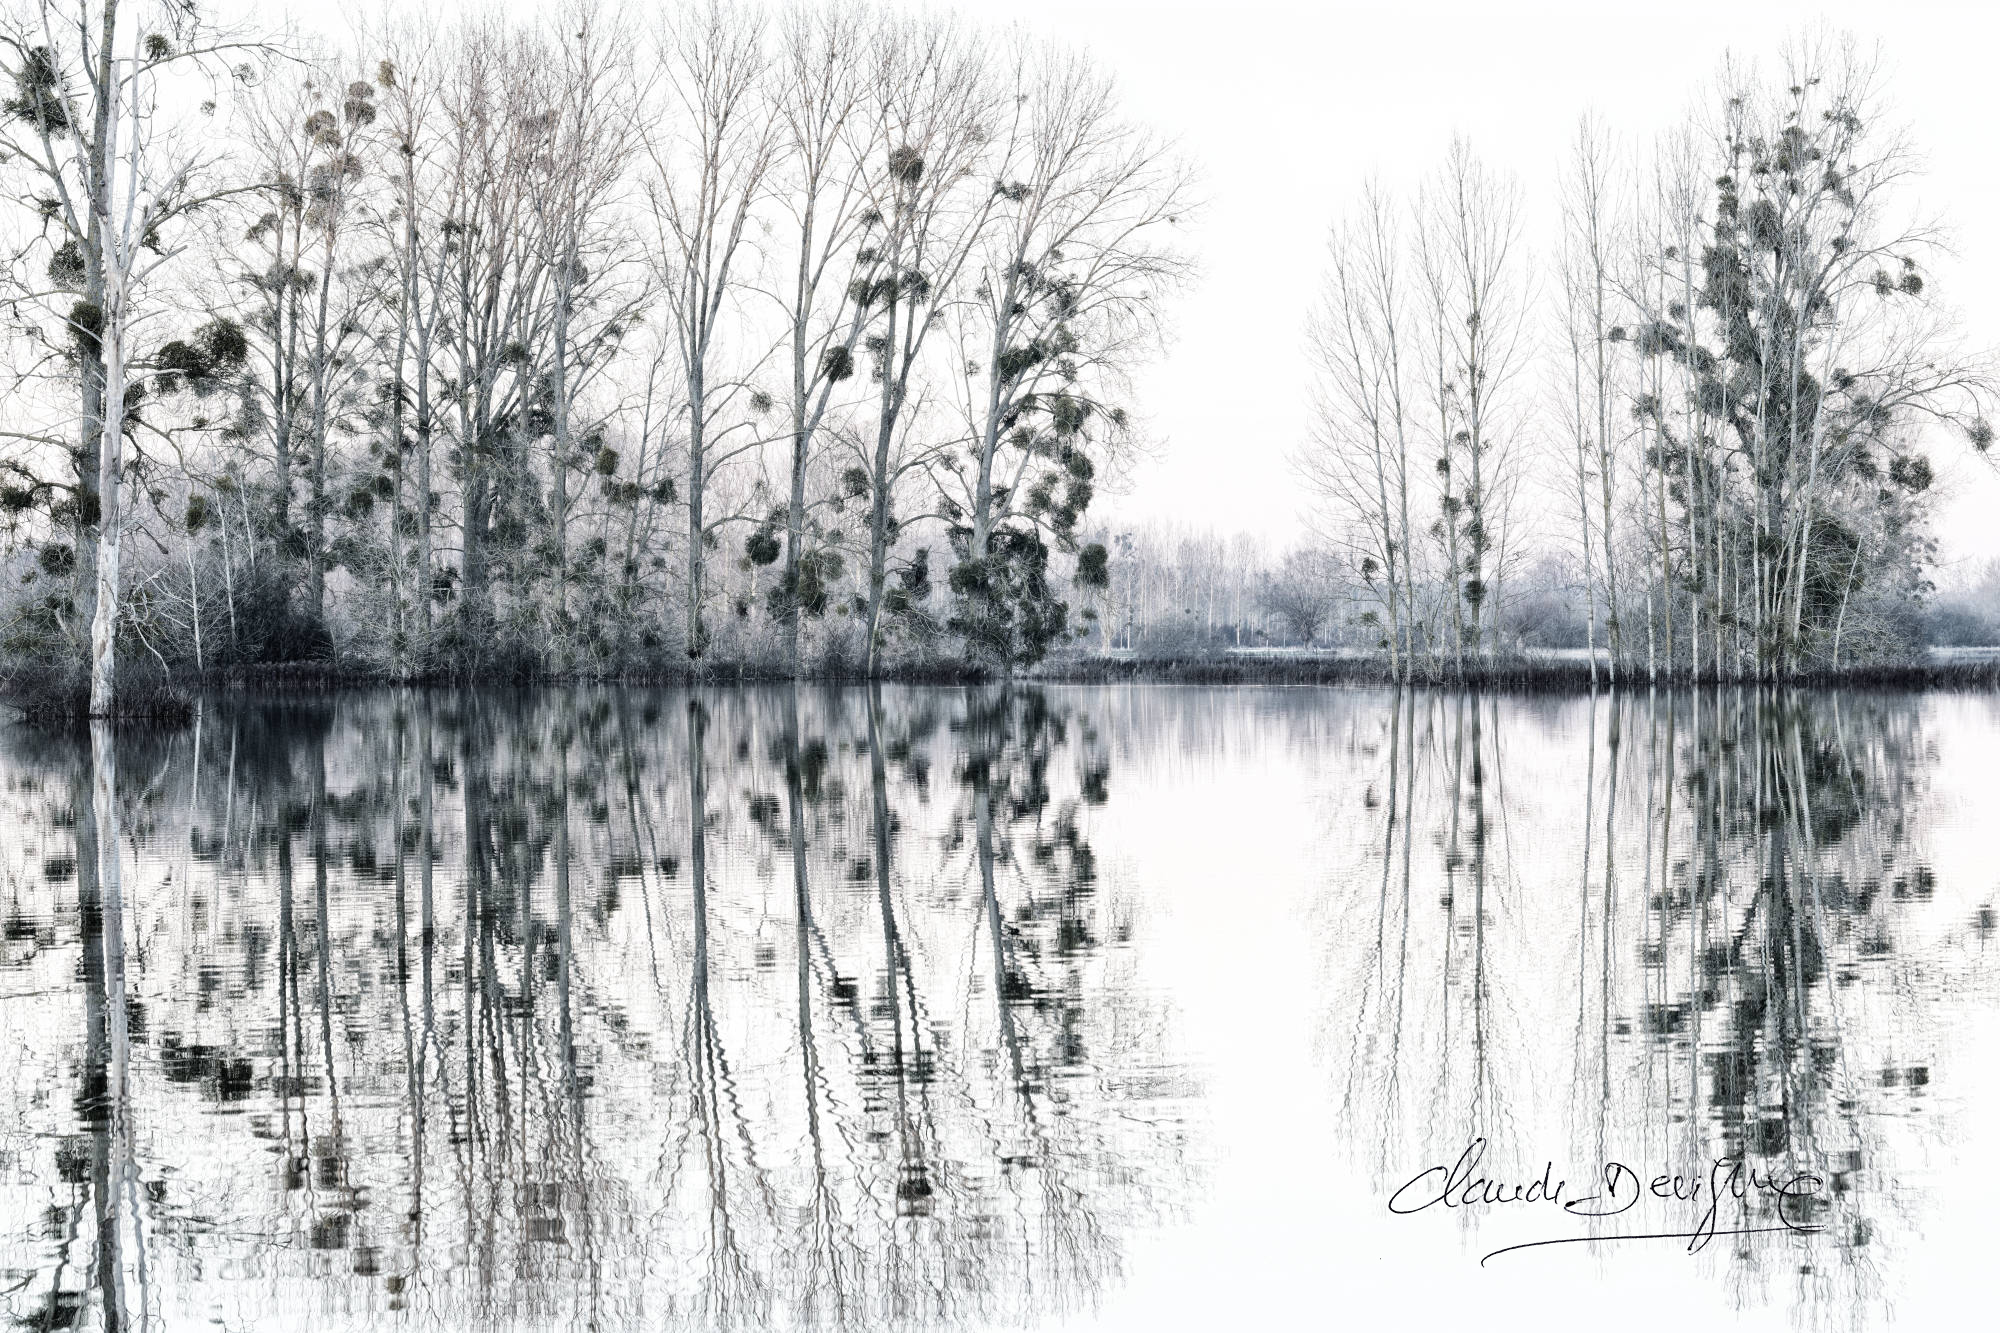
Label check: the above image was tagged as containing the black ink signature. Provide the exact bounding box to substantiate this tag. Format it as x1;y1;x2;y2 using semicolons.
1388;1138;1827;1266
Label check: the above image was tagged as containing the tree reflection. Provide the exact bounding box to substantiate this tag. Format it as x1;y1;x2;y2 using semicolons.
0;686;1190;1331
5;684;1992;1328
1323;686;1958;1316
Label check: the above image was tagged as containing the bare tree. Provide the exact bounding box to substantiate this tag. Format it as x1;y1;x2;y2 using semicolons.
526;0;640;673
1555;116;1626;683
1259;546;1341;646
283;61;379;630
2;0;273;713
432;18;550;666
846;13;996;677
1416;140;1527;668
639;0;777;663
1301;184;1423;677
235;63;322;626
365;16;446;673
1626;37;1992;674
758;0;880;677
947;38;1192;669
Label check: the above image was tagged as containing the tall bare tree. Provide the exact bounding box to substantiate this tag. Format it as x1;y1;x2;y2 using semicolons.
846;13;995;678
761;0;879;677
640;0;777;663
433;18;549;668
1302;183;1423;678
365;17;445;673
1556;116;1626;683
1626;37;1991;673
947;38;1191;670
2;0;271;713
1415;140;1527;667
526;0;640;673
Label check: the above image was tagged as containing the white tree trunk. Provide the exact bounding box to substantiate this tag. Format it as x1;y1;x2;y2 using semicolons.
88;293;126;717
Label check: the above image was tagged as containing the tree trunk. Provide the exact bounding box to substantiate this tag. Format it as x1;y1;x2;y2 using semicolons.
551;266;573;674
415;336;434;671
865;409;894;680
308;232;335;628
785;204;814;681
685;358;706;662
88;285;125;717
864;295;904;681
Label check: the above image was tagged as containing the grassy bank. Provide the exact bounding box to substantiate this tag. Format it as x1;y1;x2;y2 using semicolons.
0;670;199;727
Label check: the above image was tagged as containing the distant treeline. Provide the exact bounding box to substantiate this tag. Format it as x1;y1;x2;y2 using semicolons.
1064;523;2000;674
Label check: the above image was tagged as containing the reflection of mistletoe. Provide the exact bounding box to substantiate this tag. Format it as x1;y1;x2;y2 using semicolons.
959;688;1108;1099
1320;689;1939;1320
0;684;1191;1331
1647;692;1927;1305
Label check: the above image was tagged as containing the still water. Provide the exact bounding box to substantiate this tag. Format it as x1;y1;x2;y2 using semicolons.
1;686;1995;1331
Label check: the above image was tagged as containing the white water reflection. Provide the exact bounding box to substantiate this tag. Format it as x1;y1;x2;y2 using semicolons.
2;685;1996;1331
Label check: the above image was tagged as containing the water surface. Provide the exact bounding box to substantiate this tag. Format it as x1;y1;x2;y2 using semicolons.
2;685;1995;1331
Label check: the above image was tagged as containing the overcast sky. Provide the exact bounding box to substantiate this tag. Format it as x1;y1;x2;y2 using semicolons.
295;0;2000;577
882;0;2000;576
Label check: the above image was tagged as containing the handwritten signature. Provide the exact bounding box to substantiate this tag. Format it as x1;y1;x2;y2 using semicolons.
1388;1138;1828;1266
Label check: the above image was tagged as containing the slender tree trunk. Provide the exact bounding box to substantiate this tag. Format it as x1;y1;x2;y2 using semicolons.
273;249;298;574
864;295;904;681
308;234;336;628
786;297;809;677
415;334;434;670
71;0;120;676
1678;242;1702;681
685;358;706;662
1570;332;1599;687
966;275;1021;667
387;213;413;678
84;5;128;718
1396;445;1419;676
551;268;573;674
88;275;125;717
865;409;895;680
1582;189;1618;680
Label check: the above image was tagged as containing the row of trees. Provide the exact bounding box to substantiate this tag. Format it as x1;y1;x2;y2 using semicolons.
0;0;1192;711
1303;35;1993;681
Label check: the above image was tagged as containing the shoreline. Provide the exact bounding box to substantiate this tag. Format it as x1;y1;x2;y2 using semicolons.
11;652;2000;727
1021;653;2000;690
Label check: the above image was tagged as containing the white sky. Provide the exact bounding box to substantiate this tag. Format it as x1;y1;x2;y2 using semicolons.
892;0;2000;575
285;0;2000;577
